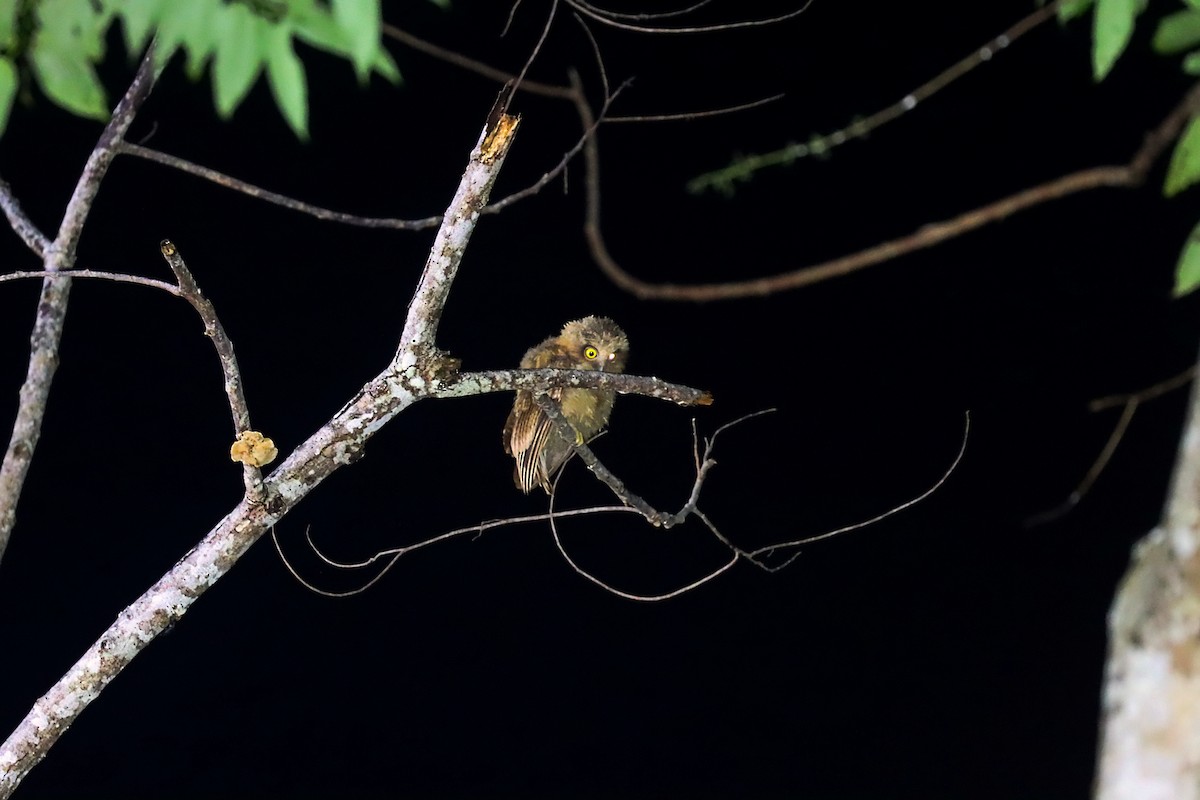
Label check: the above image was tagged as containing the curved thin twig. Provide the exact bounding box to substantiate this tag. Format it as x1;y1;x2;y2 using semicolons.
569;0;716;22
747;411;970;563
0;269;180;295
565;0;812;34
271;506;641;597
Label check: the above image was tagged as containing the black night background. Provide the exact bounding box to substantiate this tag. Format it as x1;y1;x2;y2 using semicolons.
1;1;1198;797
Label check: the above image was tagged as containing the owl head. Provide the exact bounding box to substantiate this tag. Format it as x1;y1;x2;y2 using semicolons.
561;316;629;373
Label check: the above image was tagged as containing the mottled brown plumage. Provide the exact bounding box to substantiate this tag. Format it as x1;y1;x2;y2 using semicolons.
503;316;629;494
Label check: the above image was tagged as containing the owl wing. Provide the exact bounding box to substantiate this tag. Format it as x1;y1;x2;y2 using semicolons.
504;387;563;493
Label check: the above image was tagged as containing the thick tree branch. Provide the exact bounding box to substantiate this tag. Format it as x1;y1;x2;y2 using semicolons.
0;49;160;569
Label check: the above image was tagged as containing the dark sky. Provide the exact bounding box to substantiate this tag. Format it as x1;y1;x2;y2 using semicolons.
2;1;1198;797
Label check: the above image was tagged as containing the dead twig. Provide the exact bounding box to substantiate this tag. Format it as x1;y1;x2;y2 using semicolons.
1027;366;1198;526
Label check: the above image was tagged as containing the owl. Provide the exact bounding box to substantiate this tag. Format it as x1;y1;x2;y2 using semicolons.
503;316;630;494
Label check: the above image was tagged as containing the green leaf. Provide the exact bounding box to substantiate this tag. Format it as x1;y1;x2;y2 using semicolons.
1184;50;1200;74
29;37;108;119
263;24;308;139
1093;0;1140;80
1059;0;1095;22
0;0;18;50
332;0;379;82
1166;116;1200;197
110;0;164;57
1173;221;1200;297
154;0;221;73
37;0;106;61
212;3;266;117
1153;9;1200;55
0;57;15;137
291;3;350;55
373;47;400;83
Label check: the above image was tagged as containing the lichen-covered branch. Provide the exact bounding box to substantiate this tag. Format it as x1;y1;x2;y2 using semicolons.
0;49;161;569
433;368;712;407
396;91;520;359
0;98;521;799
1094;354;1200;799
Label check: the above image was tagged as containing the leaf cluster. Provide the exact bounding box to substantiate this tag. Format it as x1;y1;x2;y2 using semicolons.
1062;0;1200;295
0;0;408;140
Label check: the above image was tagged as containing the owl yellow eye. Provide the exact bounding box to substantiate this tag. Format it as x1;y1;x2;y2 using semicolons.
583;346;599;360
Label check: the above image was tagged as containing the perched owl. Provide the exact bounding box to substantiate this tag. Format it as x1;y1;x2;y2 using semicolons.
503;316;630;494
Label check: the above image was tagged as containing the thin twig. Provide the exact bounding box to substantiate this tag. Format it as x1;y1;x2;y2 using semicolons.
0;178;50;257
569;0;716;22
507;0;559;110
158;240;262;500
747;412;970;563
688;0;1064;192
0;269;180;295
565;0;813;34
383;22;576;99
1027;365;1199;526
606;93;785;123
1091;365;1198;412
118;143;444;230
543;411;775;599
271;505;640;597
0;48;161;570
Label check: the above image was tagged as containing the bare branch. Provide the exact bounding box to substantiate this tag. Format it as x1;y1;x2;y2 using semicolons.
748;412;970;562
688;0;1064;191
584;81;1200;301
397;91;521;357
271;505;640;597
568;0;716;22
542;410;774;599
0;178;50;257
507;0;559;110
0;48;161;570
383;22;575;99
606;92;785;124
118;143;444;230
158;240;263;500
1091;366;1198;412
484;78;627;215
0;269;180;295
549;505;740;601
1027;365;1198;526
565;0;813;34
433;368;712;407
